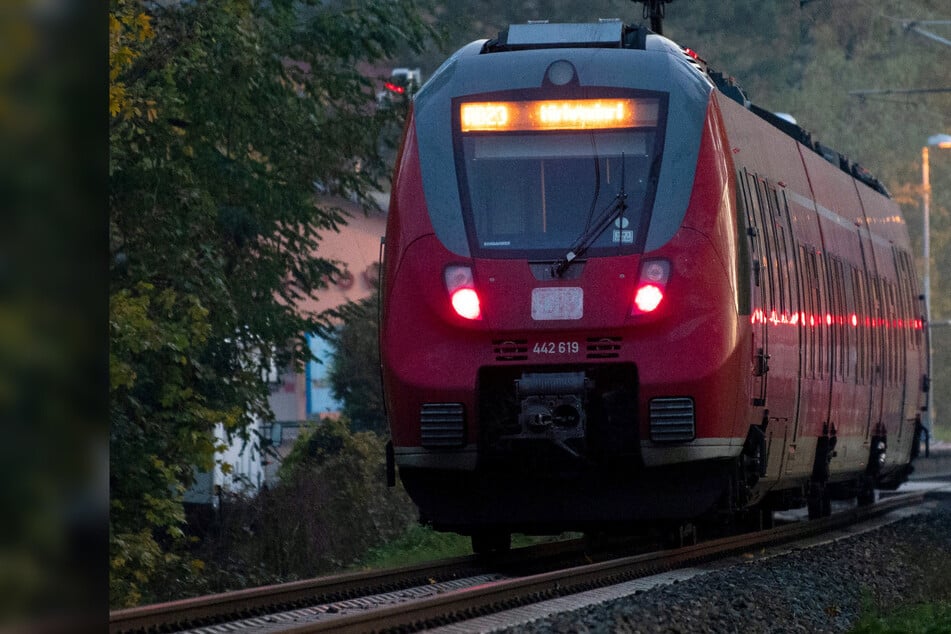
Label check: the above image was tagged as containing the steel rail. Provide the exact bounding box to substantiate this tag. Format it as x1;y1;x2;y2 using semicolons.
108;537;588;634
281;490;938;633
108;554;493;633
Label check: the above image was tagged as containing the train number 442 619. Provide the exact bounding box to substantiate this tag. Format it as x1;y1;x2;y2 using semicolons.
533;341;580;354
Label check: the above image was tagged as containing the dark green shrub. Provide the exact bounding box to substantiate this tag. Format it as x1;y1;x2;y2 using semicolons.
184;420;417;595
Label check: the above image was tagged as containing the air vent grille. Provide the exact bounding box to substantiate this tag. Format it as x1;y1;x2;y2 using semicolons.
420;403;466;448
586;337;622;359
649;397;695;443
493;339;528;362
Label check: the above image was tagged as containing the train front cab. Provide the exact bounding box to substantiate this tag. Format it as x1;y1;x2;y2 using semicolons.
381;26;759;540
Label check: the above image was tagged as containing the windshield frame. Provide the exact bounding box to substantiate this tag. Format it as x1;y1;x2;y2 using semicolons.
451;86;669;261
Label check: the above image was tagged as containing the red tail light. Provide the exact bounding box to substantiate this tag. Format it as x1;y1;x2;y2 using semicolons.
445;265;482;320
634;284;664;313
631;259;670;315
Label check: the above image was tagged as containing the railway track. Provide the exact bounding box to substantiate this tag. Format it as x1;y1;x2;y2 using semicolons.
109;485;950;634
108;534;624;634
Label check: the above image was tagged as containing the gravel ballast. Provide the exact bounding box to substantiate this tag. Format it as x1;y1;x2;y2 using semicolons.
498;496;951;633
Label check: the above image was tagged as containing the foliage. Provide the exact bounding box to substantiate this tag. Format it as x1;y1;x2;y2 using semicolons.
109;0;433;607
185;419;417;595
328;292;387;434
109;0;154;119
850;600;951;634
277;417;352;478
358;523;472;569
357;524;566;569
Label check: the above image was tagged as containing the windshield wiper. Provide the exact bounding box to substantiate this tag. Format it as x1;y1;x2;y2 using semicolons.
550;153;627;278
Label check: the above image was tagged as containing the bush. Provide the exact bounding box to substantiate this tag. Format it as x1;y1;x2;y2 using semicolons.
183;419;418;595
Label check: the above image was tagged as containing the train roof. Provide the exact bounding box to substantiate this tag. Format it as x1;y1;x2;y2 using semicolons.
481;20;890;198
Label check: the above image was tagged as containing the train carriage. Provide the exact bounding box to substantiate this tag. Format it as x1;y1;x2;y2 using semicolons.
380;20;928;551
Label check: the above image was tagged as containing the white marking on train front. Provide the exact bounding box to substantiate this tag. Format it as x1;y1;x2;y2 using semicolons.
531;287;584;320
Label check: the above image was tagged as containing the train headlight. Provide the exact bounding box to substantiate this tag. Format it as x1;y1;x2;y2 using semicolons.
631;259;670;316
445;265;482;320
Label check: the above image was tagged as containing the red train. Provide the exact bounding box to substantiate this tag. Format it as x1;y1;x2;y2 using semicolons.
380;20;929;552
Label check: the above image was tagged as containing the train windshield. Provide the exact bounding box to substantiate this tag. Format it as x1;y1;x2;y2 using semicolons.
455;95;665;258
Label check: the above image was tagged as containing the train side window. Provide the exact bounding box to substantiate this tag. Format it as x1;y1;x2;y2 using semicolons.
852;267;861;384
867;273;876;385
906;251;923;349
840;260;851;380
802;246;819;379
826;255;838;380
887;281;901;385
771;188;789;316
775;190;795;316
825;257;842;379
890;282;896;385
886;279;896;385
744;173;767;300
895;249;917;350
863;271;872;384
799;243;810;377
904;251;917;348
869;273;882;386
745;172;760;220
815;251;828;379
880;278;888;385
890;251;904;356
880;280;889;385
896;281;906;381
770;188;783;218
734;170;752;314
830;258;846;381
843;262;857;380
739;169;757;231
853;268;867;384
815;251;822;379
799;244;812;377
875;277;891;385
753;177;775;312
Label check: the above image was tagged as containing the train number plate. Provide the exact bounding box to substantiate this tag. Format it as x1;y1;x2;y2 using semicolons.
531;287;583;320
533;341;580;355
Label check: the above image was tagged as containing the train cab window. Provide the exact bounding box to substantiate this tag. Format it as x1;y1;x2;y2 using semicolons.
454;94;665;258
